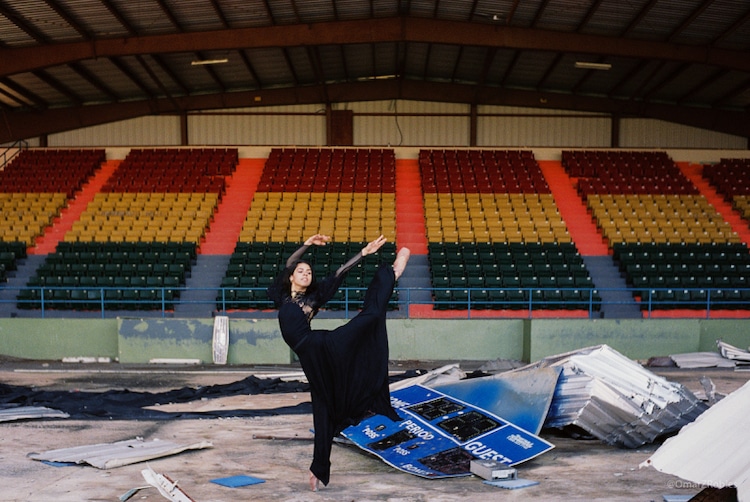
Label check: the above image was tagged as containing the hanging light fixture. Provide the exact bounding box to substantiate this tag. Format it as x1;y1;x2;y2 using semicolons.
191;58;229;66
574;61;612;70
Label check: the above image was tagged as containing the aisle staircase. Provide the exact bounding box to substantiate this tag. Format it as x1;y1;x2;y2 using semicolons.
539;159;640;318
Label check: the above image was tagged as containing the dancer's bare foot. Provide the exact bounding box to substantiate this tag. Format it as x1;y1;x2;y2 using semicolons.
309;471;320;491
393;247;411;280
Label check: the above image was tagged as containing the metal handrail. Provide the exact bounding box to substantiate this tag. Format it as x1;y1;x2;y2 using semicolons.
0;139;28;169
4;285;750;319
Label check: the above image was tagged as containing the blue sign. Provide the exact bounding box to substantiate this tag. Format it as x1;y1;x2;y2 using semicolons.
341;385;555;478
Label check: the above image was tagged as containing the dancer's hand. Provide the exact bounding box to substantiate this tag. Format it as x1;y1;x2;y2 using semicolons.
361;235;387;256
305;234;331;246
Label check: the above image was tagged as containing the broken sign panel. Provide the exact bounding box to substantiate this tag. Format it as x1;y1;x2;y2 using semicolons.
341;385;554;479
431;366;561;435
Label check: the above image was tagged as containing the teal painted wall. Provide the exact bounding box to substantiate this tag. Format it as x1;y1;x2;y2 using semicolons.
528;319;701;362
2;318;750;364
118;318;291;364
698;319;750;352
0;318;118;360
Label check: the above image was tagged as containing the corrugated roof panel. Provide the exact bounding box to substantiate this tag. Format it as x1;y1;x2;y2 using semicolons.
506;50;561;90
61;0;131;38
373;43;399;79
132;55;191;97
344;44;374;80
167;0;230;31
582;0;650;37
246;47;297;87
114;0;177;35
294;0;336;24
330;0;379;21
316;45;348;84
43;66;111;105
402;42;429;80
77;58;142;100
643;378;750;501
0;20;33;47
7;73;63;106
0;406;69;422
505;0;549;27
435;0;476;21
628;0;705;42
218;0;273;27
4;0;82;43
425;45;461;82
518;344;708;448
451;46;487;84
29;438;213;469
677;0;750;49
201;53;259;91
535;0;592;32
372;0;400;18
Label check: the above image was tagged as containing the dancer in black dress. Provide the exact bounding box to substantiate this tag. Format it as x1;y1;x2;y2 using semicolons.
266;233;410;490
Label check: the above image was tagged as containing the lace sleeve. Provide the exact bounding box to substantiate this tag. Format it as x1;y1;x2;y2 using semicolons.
334;249;363;277
285;243;310;268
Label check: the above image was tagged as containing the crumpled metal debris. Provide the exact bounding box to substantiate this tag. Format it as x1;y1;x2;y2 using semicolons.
513;344;708;448
642;378;750;501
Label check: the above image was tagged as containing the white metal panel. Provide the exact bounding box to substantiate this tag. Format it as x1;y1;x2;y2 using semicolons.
620;118;746;149
351;100;470;146
49;116;181;146
354;113;469;146
478;105;611;147
643;378;750;501
189;106;326;145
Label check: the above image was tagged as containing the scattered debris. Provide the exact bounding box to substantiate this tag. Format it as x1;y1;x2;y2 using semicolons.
149;358;202;365
476;358;526;373
389;363;465;391
483;477;540;490
0;405;69;422
668;351;735;369
470;459;517;481
699;375;725;405
28;438;212;469
210;474;265;487
141;465;196;501
642;379;750;502
514;345;708;448
61;357;112;363
212;315;229;365
717;340;750;368
118;485;151;502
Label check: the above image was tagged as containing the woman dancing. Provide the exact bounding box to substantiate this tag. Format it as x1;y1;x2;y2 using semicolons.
266;233;410;491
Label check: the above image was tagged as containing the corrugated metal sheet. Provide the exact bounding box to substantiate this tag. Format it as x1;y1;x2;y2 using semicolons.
188;107;325;145
41;99;747;148
477;114;612;147
642;378;750;501
50;116;181;146
516;344;708;448
620;119;747;149
352;99;470;146
28;438;213;469
0;406;68;422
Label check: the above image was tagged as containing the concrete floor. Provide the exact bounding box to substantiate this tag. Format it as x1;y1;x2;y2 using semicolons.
0;359;745;502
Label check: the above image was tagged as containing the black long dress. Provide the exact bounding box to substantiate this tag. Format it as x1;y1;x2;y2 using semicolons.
266;244;401;486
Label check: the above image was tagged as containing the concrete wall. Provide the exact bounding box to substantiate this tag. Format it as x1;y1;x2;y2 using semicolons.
2;318;749;365
0;318;118;360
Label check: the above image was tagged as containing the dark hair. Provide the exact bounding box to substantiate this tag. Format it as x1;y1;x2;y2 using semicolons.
286;260;318;295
